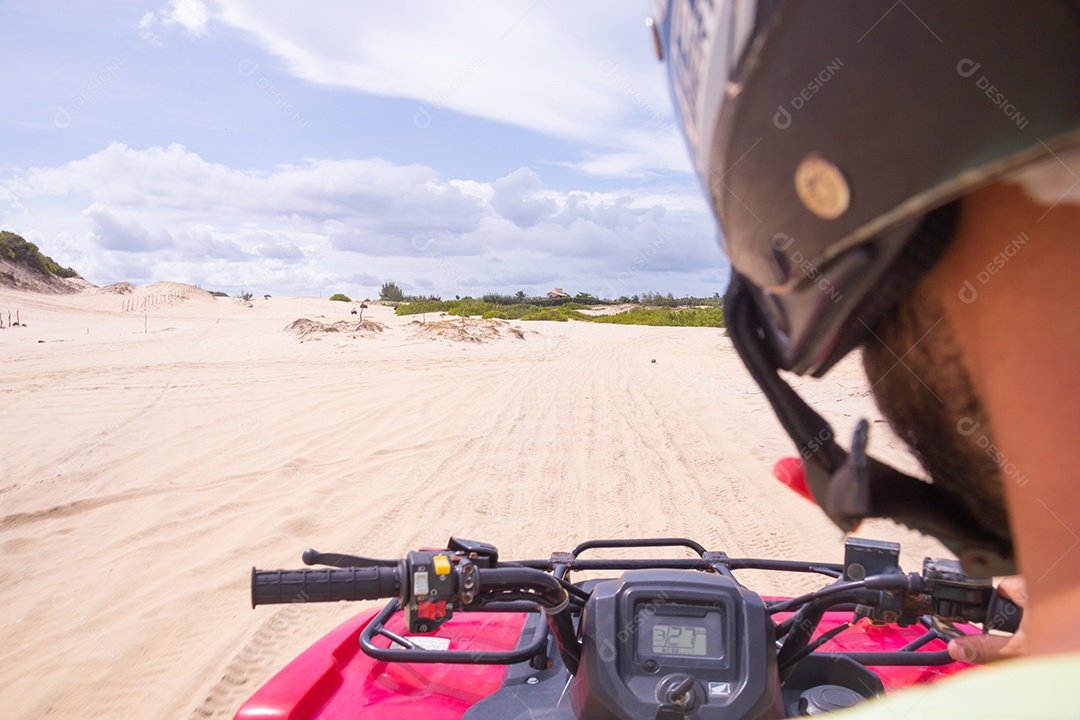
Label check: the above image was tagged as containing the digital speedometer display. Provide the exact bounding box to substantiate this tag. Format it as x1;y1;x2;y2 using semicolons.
636;605;725;662
651;623;708;656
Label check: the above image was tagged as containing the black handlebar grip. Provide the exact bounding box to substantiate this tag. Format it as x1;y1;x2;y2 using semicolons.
985;591;1023;634
251;566;399;608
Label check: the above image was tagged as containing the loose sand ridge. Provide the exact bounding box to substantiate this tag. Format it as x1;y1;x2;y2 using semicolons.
0;286;942;719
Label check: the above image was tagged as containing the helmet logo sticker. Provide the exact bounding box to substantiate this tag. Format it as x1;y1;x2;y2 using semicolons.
794;154;850;220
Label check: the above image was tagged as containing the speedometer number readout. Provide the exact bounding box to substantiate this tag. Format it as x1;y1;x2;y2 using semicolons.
651;623;708;657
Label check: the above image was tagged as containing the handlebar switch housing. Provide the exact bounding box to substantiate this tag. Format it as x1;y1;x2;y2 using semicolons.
922;558;993;621
404;550;458;633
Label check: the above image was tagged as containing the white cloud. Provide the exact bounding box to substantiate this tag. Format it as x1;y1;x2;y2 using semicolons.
167;0;210;35
2;144;721;298
561;127;695;178
138;0;210;44
136;12;162;45
203;1;684;176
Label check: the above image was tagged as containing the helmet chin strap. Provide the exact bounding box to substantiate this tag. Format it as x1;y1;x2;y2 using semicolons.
725;275;1014;577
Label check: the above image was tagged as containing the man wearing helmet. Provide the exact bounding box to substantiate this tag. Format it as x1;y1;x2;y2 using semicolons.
653;0;1079;713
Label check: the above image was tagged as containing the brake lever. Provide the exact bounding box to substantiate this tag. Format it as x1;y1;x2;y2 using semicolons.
929;616;964;641
302;548;398;568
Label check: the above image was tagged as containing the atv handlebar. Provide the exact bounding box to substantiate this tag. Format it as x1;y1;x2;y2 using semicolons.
244;536;1028;719
249;535;1023;683
251;566;400;608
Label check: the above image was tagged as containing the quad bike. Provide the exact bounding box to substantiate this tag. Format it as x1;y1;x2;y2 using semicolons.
235;520;1020;718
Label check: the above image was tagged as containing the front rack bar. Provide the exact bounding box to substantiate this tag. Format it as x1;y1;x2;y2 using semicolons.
359;599;551;665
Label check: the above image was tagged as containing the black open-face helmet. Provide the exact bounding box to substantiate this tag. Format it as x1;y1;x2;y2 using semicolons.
651;0;1080;575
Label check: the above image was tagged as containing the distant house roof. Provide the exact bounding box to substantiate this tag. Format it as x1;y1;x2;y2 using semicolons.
547;287;570;298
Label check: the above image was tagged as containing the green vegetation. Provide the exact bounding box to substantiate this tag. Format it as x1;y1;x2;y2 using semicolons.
474;291;723;309
0;231;79;278
238;289;254;302
517;306;588;322
628;292;723;308
380;281;405;301
396;298;585;320
590;306;724;327
329;293;351;302
208;291;228;297
395;298;723;328
478;293;577;308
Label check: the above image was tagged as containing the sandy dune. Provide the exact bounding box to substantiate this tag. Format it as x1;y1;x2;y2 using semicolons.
0;285;945;719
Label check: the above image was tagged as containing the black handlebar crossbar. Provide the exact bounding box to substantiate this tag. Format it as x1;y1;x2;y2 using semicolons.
476;567;568;609
569;537;709;558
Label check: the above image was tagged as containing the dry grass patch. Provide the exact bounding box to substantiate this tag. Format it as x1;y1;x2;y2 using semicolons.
285;318;387;340
409;318;530;343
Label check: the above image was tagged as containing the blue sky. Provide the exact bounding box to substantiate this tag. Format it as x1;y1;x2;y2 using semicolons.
1;1;728;299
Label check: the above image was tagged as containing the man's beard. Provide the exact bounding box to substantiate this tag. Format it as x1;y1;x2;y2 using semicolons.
861;284;1012;542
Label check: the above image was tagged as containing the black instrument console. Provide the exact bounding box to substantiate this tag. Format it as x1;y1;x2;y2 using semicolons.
571;570;781;719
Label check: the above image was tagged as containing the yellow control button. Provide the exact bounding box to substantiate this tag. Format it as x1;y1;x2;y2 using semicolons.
433;555;452;575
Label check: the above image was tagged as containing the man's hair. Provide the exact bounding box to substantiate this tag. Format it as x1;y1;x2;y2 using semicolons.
862;278;1010;539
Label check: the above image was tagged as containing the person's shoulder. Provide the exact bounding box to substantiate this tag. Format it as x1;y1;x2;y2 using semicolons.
831;653;1080;720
